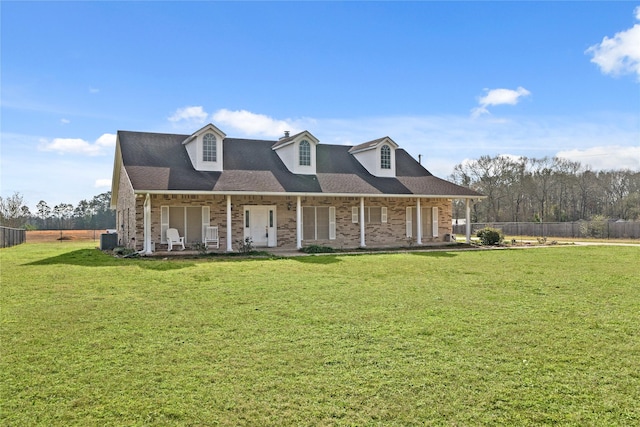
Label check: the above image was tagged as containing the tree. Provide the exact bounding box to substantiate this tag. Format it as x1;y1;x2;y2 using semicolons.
0;192;30;228
73;199;92;229
53;203;74;230
451;155;640;223
527;157;558;223
90;192;115;229
36;200;52;229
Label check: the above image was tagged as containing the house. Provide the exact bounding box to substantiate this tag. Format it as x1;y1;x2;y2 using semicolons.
110;123;482;253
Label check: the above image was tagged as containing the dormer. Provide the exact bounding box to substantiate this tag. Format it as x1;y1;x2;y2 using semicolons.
349;137;398;177
272;130;319;175
182;123;226;172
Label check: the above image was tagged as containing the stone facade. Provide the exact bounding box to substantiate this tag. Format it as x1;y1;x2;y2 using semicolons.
127;192;453;252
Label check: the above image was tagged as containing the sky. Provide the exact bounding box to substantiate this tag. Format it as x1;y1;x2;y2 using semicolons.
1;1;639;212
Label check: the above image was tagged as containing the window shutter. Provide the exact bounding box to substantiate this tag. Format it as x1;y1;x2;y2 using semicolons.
381;207;388;223
432;207;439;238
161;206;169;243
329;207;336;240
202;206;210;242
352;207;359;223
406;207;412;238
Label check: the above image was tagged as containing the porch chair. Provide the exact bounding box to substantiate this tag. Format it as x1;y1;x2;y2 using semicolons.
166;228;185;251
204;226;219;249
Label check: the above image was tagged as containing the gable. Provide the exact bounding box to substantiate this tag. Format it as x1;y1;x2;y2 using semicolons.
272;130;319;175
348;137;399;178
182;123;226;172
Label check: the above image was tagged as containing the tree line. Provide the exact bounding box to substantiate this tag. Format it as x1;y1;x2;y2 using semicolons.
450;156;640;223
0;192;115;230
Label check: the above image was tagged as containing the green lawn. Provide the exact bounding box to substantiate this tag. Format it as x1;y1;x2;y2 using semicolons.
2;242;639;426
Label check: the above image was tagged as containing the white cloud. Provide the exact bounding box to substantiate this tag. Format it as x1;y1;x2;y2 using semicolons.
89;87;100;94
471;87;531;117
586;6;640;80
94;178;112;188
1;132;115;211
96;133;116;148
168;106;209;124
556;146;640;171
38;133;116;156
211;109;302;138
60;118;70;124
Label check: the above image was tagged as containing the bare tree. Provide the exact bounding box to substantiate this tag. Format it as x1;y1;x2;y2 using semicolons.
451;155;639;223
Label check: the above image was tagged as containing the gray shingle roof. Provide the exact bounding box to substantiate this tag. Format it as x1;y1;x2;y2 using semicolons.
117;130;481;197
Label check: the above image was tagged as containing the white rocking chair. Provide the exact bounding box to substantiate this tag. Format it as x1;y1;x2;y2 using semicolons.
204;226;219;249
166;228;185;251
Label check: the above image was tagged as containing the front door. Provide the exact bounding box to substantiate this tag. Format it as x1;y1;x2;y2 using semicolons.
244;206;276;247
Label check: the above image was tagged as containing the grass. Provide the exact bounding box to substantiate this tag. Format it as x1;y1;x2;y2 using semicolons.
1;242;639;426
454;233;640;245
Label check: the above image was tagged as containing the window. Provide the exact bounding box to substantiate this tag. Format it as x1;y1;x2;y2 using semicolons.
302;206;336;240
368;207;382;223
405;206;438;238
299;140;311;166
380;145;391;169
161;206;208;244
203;133;217;162
352;207;388;223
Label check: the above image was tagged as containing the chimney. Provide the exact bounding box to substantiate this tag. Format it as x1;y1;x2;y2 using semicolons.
279;130;291;141
418;154;422;164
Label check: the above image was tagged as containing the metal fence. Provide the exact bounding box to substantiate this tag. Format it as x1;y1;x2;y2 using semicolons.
0;226;27;248
453;221;640;239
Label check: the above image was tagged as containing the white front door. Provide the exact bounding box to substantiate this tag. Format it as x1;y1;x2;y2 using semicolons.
244;206;277;247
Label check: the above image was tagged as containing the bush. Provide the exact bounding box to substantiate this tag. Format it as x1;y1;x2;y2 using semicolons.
192;241;208;255
580;215;608;238
112;246;136;256
476;227;504;246
301;245;335;254
236;237;254;254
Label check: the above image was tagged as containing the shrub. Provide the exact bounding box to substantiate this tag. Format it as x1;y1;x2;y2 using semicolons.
476;227;504;246
113;246;136;256
581;215;608;238
192;241;208;255
302;245;335;254
236;237;254;254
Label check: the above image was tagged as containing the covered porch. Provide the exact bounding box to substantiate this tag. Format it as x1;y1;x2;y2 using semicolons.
135;192;476;255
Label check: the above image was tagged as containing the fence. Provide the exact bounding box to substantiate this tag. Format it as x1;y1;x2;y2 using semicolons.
452;221;640;239
0;226;27;248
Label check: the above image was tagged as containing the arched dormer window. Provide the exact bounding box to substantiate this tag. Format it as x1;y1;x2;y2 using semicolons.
299;140;311;166
380;144;391;169
203;133;217;162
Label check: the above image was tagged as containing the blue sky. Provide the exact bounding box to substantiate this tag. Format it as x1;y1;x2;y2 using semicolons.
2;1;639;212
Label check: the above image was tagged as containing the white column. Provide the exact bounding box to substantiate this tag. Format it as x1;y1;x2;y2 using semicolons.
360;197;366;247
226;195;233;252
416;198;422;245
143;193;152;254
296;196;302;249
466;199;471;243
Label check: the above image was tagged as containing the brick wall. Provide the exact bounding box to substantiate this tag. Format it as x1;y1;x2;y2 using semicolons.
115;163;137;248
